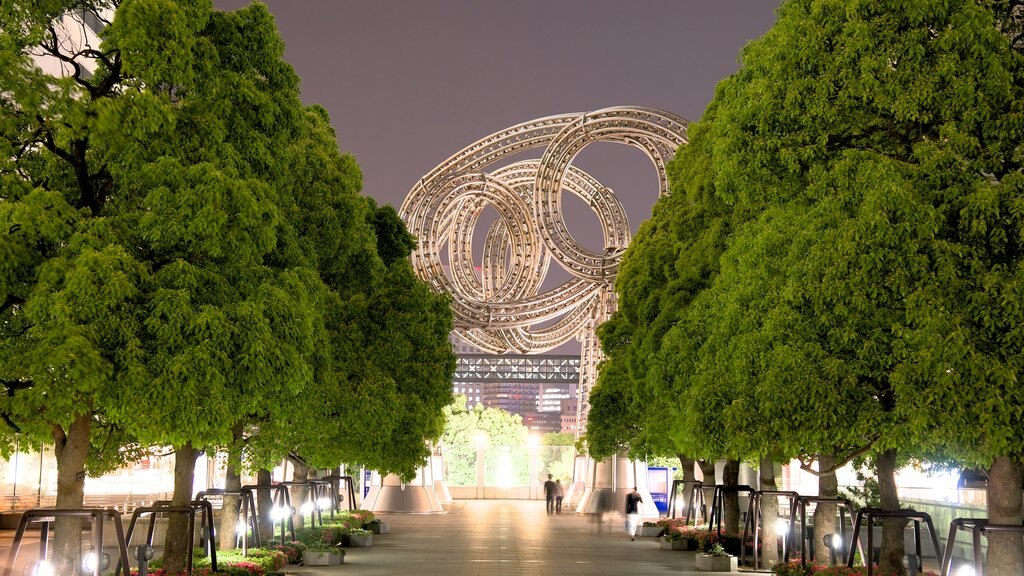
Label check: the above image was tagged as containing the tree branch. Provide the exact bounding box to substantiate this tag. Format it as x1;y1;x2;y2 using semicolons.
43;24;95;97
798;439;878;476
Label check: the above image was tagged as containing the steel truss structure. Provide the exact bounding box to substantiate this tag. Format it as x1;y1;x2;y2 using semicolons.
454;354;580;385
401;107;688;429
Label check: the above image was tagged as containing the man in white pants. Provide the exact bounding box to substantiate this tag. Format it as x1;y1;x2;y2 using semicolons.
624;486;643;540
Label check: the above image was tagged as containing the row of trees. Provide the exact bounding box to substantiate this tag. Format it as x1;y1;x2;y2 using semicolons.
587;1;1024;575
0;1;455;573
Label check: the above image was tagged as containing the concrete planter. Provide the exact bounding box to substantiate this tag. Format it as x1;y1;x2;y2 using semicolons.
695;553;737;572
638;525;664;538
303;550;344;566
661;536;697;550
349;533;373;547
366;520;389;534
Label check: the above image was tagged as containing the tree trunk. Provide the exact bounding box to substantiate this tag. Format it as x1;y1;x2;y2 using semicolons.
256;469;275;542
163;443;201;575
759;456;780;566
722;459;741;534
218;424;244;551
813;454;839;564
985;457;1024;576
876;449;906;576
677;454;696;519
289;457;310;530
52;413;91;576
698;459;716;523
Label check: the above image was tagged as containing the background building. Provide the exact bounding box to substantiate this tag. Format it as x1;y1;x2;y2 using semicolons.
451;343;580;432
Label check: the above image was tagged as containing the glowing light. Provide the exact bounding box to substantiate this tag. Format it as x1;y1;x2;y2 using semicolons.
317;497;331;509
271;505;289;521
26;561;54;576
82;552;109;573
496;453;514;487
300;501;315;515
824;534;842;550
955;566;976;576
774;518;789;534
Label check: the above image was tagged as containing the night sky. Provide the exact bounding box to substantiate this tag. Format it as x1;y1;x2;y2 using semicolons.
211;0;779;239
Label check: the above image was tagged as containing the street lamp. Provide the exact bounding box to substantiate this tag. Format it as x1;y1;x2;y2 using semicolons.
823;533;842;565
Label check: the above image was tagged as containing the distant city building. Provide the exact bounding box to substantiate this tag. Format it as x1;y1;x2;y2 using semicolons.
560;399;579;436
450;334;580;431
520;411;563;434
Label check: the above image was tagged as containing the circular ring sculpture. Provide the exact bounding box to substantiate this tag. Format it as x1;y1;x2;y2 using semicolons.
400;106;689;355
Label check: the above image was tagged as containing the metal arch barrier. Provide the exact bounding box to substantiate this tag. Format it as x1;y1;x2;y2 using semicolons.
3;508;131;576
940;518;987;576
196;488;261;551
323;475;357;513
400;107;689;430
845;508;943;576
307;479;339;519
788;496;855;568
971;523;1024;576
708;484;756;539
741;490;800;570
241;483;295;543
667;480;706;525
940;520;1024;576
279;480;330;527
115;501;217;576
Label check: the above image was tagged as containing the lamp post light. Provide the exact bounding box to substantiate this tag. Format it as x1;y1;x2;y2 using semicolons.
823;533;842;566
24;561;54;576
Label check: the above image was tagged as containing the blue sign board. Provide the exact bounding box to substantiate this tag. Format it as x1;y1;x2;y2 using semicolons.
647;467;676;514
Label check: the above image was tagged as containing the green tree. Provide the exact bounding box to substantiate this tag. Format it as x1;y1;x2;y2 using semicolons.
591;2;1024;573
440;396;529;485
0;1;455;571
620;1;1024;574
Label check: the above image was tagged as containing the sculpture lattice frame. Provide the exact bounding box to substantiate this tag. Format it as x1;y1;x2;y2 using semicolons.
400;106;688;428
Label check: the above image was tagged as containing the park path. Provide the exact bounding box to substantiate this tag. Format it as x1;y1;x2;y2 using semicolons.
0;500;723;576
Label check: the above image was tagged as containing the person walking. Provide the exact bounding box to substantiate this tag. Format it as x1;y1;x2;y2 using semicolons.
543;474;556;515
625;486;643;540
555;479;564;514
593;489;611;533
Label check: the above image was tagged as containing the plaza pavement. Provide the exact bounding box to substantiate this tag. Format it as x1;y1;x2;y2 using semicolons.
0;499;736;576
282;499;730;576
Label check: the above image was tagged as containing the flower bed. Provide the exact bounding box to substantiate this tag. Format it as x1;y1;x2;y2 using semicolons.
134;546;288;575
771;560;939;576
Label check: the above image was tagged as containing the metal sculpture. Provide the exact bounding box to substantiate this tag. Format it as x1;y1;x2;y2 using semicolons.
400;106;688;429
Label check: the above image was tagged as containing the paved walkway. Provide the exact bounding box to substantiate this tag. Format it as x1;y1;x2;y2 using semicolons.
284;500;727;576
0;500;733;575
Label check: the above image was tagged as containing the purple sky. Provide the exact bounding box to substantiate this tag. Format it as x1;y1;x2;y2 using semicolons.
212;0;778;232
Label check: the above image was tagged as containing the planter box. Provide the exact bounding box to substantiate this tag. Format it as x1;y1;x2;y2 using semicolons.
303;550;344;566
695;553;737;572
365;520;389;534
638;526;664;538
348;533;373;547
661;537;697;550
